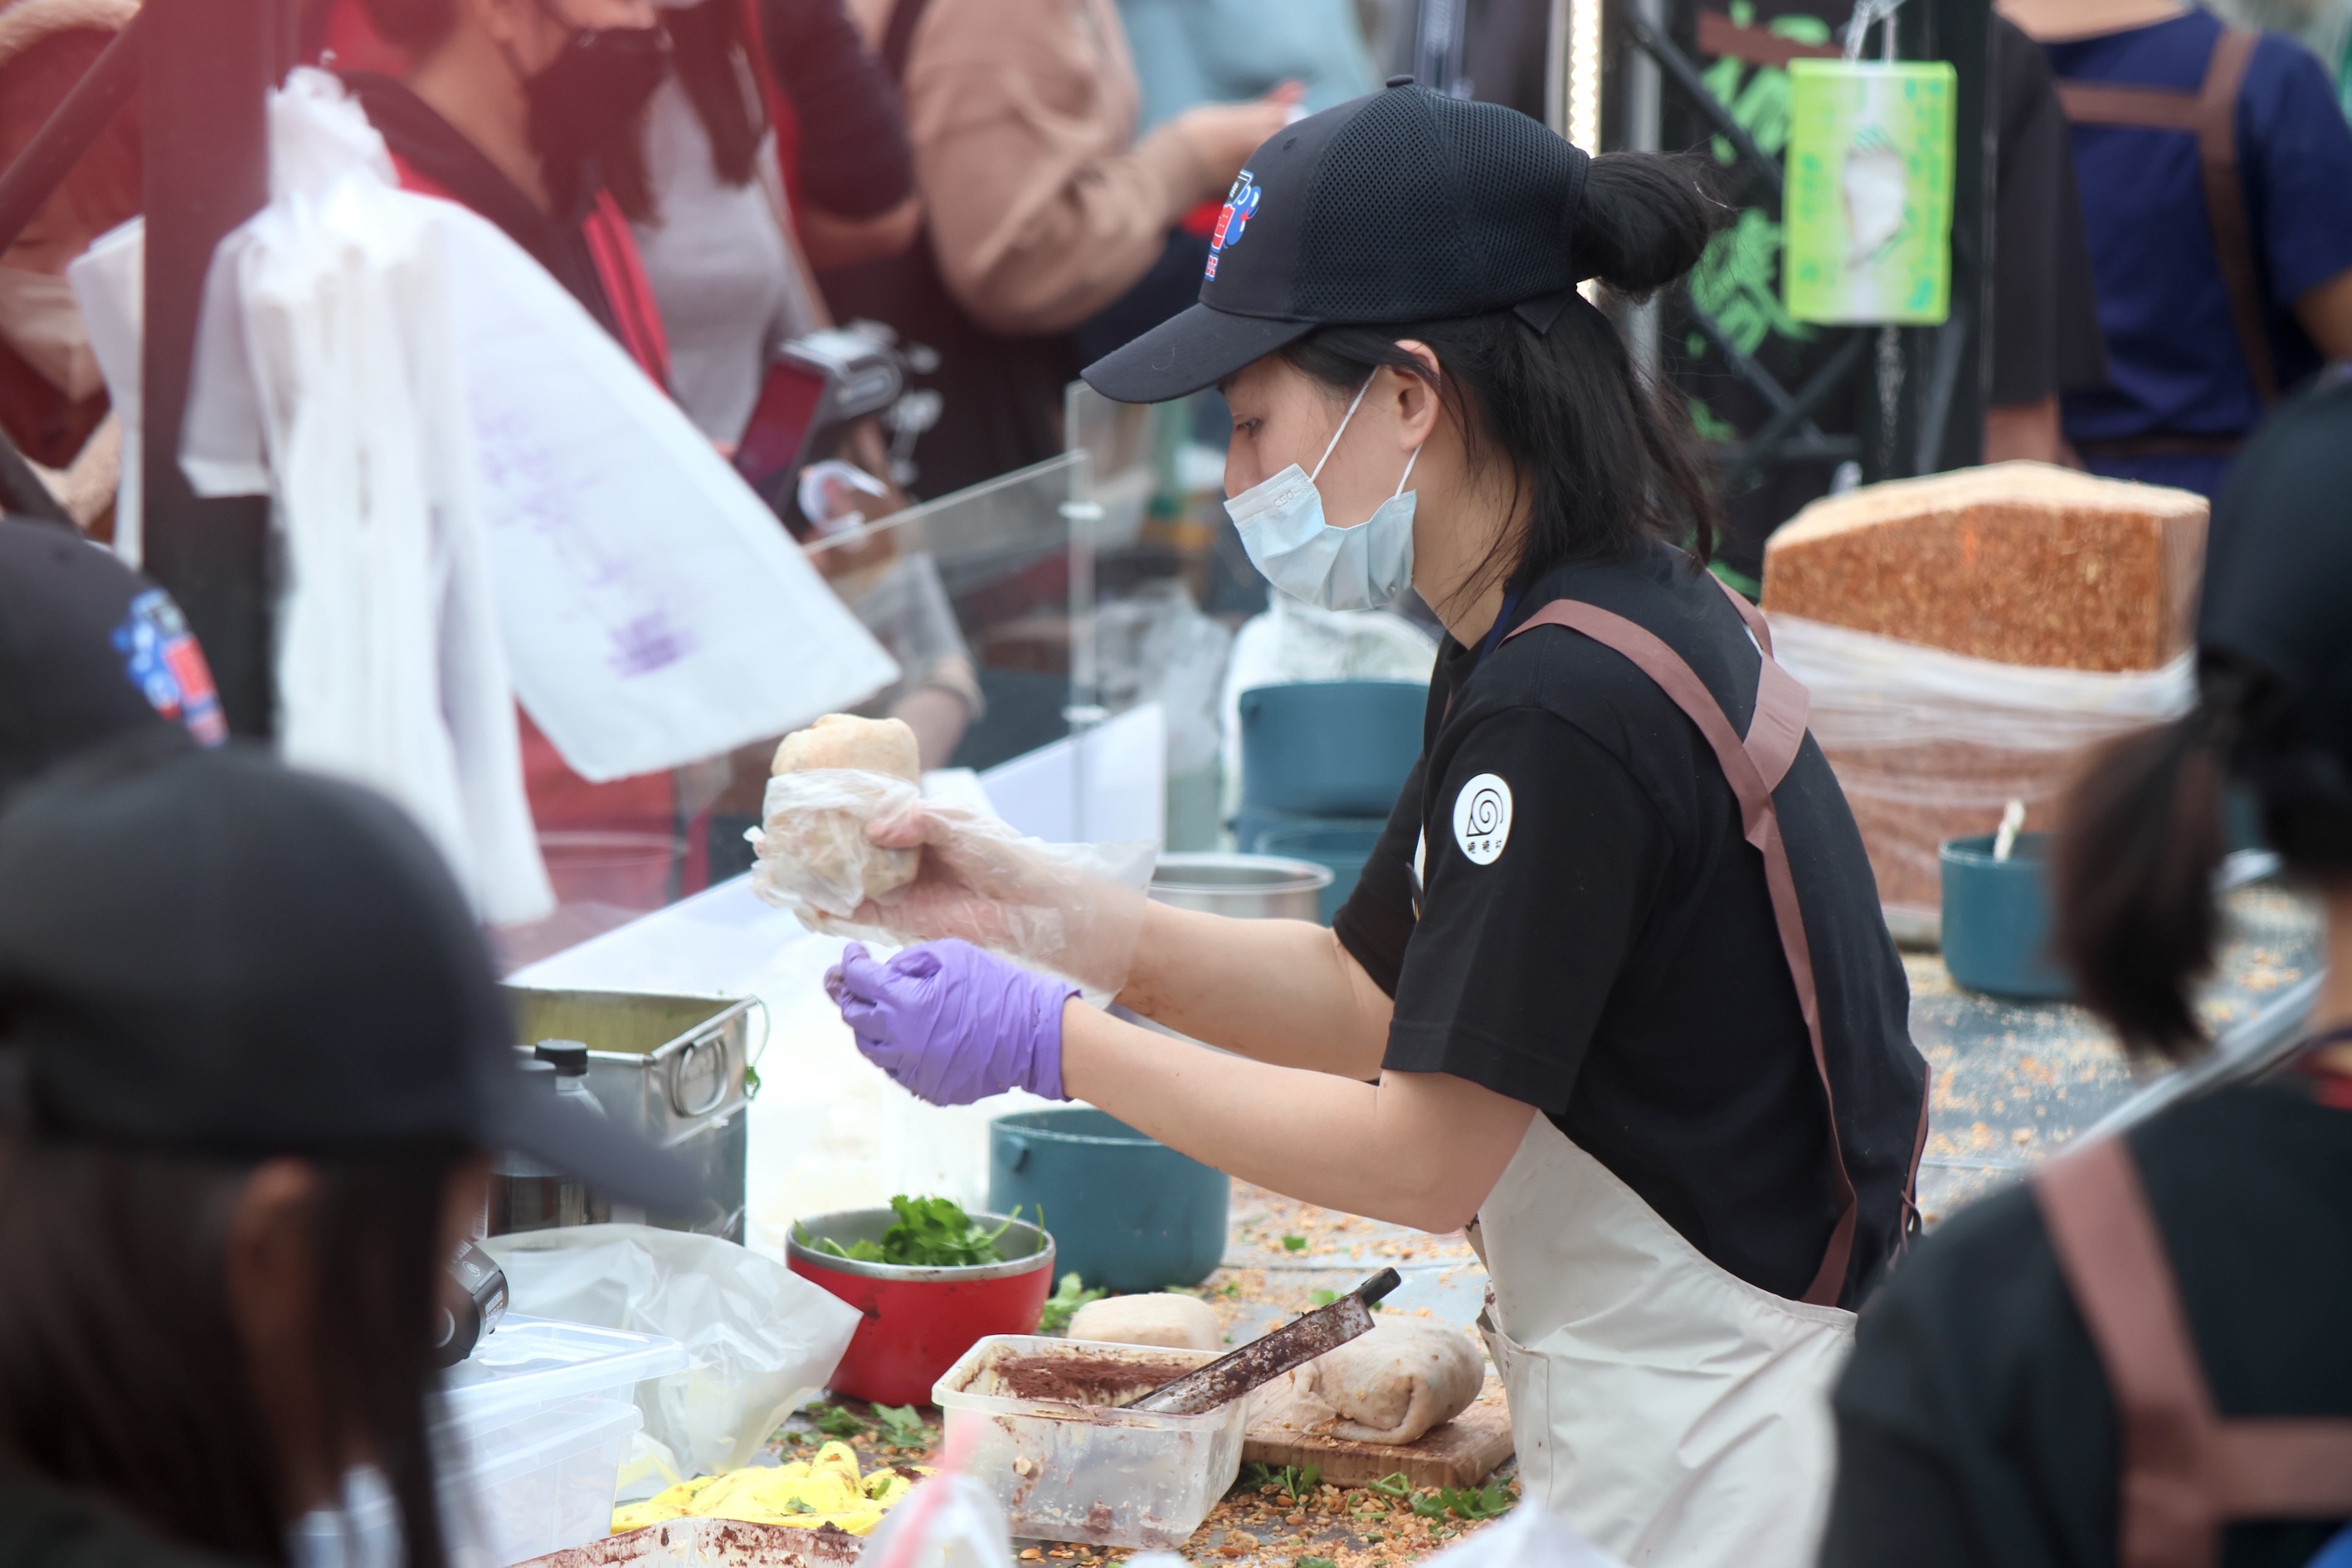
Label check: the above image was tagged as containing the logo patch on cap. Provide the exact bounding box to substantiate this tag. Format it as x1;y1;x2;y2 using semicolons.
1453;773;1512;865
113;588;227;746
1205;170;1260;280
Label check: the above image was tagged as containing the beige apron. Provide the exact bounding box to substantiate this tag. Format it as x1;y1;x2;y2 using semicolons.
1460;586;1905;1566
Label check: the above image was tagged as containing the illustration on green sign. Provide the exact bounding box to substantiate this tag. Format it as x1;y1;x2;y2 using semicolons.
1782;60;1957;324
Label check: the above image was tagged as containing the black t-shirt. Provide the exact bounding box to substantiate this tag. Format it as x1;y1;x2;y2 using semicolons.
1989;15;2109;408
1333;543;1925;1305
1819;1083;2352;1568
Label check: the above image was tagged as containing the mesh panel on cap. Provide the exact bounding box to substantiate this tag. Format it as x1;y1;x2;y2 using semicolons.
1293;86;1580;323
1433;94;1578;303
1294;90;1469;321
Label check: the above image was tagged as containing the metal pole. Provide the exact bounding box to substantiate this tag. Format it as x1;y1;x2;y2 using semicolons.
139;0;285;738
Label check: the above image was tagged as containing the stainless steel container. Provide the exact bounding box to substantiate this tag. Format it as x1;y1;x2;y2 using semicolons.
1148;853;1332;922
499;986;764;1242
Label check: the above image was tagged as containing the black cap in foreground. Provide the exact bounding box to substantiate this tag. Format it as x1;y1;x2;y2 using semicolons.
0;518;224;798
1083;82;1593;404
0;746;699;1210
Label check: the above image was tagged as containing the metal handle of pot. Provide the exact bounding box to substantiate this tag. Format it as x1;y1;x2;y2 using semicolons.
665;1029;732;1118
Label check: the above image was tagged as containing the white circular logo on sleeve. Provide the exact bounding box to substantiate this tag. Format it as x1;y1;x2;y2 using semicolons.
1452;773;1513;864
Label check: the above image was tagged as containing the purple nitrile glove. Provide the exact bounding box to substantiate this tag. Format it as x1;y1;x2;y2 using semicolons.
824;938;1078;1106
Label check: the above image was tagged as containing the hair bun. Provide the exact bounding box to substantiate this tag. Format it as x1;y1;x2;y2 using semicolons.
1570;152;1729;299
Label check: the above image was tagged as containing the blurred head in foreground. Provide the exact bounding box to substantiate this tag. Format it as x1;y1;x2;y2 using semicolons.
2057;368;2352;1057
0;747;696;1565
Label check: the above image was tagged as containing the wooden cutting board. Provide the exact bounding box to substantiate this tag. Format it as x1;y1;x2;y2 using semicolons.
1242;1380;1513;1490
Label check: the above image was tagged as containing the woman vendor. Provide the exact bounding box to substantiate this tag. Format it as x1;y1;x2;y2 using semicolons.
823;84;1929;1566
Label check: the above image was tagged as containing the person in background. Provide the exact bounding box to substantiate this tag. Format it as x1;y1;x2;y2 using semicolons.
0;747;698;1568
819;0;1289;499
1817;373;2352;1568
0;0;139;536
334;0;709;927
1118;0;1377;131
2003;0;2352;498
0;515;224;801
1982;12;2108;464
755;0;917;269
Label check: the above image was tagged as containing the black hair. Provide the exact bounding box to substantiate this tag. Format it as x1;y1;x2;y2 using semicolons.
2055;650;2352;1061
1279;150;1730;616
664;0;765;189
0;1137;470;1567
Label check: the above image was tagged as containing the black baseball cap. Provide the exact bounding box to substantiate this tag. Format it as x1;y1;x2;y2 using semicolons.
1082;80;1594;404
0;745;700;1209
0;517;226;798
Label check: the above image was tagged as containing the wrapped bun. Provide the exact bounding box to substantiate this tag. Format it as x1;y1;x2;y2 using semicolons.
1066;1293;1223;1353
1259;1321;1483;1446
754;715;923;916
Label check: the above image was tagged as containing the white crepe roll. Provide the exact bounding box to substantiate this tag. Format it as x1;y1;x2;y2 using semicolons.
1066;1293;1223;1353
1300;1321;1483;1444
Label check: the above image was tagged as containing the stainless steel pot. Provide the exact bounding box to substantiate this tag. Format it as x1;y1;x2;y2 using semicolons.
1148;853;1332;922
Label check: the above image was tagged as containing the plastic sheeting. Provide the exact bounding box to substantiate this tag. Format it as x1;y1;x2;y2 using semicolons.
483;1223;860;1485
1768;614;2194;923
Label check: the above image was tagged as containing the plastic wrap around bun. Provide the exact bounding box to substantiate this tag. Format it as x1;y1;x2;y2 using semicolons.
752;715;923;918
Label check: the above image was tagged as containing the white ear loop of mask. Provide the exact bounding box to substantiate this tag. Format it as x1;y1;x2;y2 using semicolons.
1308;373;1424;499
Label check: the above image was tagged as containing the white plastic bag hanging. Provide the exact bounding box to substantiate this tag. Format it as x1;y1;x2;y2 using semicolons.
482;1223;861;1479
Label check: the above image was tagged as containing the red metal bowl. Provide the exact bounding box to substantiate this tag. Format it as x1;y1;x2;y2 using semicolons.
787;1208;1055;1407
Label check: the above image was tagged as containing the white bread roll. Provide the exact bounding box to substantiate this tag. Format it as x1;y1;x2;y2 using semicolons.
764;714;922;903
1066;1293;1223;1353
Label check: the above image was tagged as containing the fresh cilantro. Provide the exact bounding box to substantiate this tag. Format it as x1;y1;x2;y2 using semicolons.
807;1404;866;1439
1282;1235;1308;1252
872;1404;931;1447
1308;1288;1338;1307
806;1196;1022;1269
1037;1271;1108;1335
1298;1558;1337;1568
1367;1473;1415;1501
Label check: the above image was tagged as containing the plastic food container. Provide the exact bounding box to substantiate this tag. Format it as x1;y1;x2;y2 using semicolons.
787;1210;1054;1407
438;1316;689;1566
933;1336;1245;1550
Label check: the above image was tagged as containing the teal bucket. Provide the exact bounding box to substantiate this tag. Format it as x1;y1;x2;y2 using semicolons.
1940;831;2074;1001
1257;822;1382;924
987;1108;1230;1293
1239;681;1425;817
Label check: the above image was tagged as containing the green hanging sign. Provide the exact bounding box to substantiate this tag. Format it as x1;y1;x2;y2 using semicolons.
1781;60;1957;325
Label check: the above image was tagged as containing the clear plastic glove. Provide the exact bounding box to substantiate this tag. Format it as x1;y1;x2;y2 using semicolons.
825;939;1075;1106
762;793;1151;999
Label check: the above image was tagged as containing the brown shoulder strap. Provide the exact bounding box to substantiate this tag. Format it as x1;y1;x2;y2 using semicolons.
1507;597;1860;1306
2033;1139;2352;1568
2056;32;2277;406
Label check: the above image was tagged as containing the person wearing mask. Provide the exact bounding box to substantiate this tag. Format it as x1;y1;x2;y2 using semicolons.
2003;0;2352;498
819;0;1290;499
816;88;1928;1567
1816;373;2352;1568
0;745;699;1568
0;0;141;535
0;515;225;798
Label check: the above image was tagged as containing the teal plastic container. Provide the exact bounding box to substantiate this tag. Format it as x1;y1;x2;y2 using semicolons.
1257;822;1383;924
1239;681;1425;816
1940;831;2074;1001
987;1108;1230;1293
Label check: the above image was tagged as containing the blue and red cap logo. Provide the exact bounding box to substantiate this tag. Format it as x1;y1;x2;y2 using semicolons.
1205;170;1260;280
113;588;227;747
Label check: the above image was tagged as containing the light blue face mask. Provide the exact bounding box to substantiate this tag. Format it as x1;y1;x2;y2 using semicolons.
1225;377;1422;611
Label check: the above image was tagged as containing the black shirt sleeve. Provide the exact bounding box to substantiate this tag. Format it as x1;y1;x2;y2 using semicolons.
1989;16;2108;407
759;0;915;219
1332;752;1426;999
1380;706;1668;1109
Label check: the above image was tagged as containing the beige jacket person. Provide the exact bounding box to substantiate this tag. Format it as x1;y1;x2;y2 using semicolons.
851;0;1224;336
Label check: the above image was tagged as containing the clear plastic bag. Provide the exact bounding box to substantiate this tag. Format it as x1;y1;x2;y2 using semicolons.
480;1223;861;1482
748;775;1152;996
1769;614;2194;927
859;1473;1014;1568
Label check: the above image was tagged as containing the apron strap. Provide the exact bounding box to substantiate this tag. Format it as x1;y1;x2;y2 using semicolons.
2057;30;2277;407
1506;597;1858;1307
2033;1139;2352;1568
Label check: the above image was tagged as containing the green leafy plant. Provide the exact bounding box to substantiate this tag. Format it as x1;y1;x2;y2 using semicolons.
1281;1234;1308;1252
871;1404;931;1448
806;1404;866;1439
1407;1483;1514;1522
1297;1557;1337;1568
1242;1463;1320;1499
798;1196;1021;1268
1368;1473;1415;1501
1037;1271;1107;1335
1307;1288;1338;1307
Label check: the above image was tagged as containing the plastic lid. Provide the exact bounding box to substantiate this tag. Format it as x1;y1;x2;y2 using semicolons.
437;1315;688;1431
